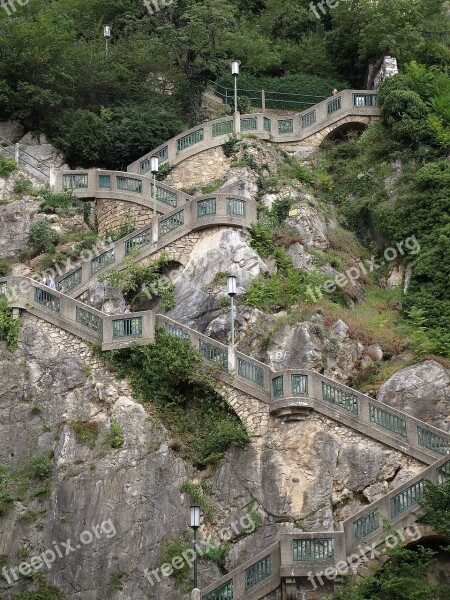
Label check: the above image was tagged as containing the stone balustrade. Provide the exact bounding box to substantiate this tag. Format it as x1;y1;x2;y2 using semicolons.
127;90;380;173
199;455;449;600
53;168;192;214
56;193;256;298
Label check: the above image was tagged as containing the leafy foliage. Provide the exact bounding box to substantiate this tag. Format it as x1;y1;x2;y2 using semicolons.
38;190;84;217
31;454;53;479
179;481;214;517
100;252;175;311
109;421;125;449
27;219;60;256
0;156;16;177
419;478;450;537
0;297;20;350
326;545;450;600
106;329;249;466
70;420;99;449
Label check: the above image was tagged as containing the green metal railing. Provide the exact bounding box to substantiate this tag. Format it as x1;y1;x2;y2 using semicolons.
322;382;358;414
76;306;103;334
245;555;272;589
437;460;450;484
227;198;246;217
63;174;88;189
263;117;271;132
208;81;326;110
34;288;60;312
353;93;378;107
177;129;204;152
197;198;217;217
125;229;152;255
292;538;334;561
301;110;316;128
241;117;257;131
58;268;82;294
417;426;449;455
353;511;380;541
202;580;233;600
292;374;308;396
272;376;284;398
112;317;143;339
116;176;142;193
159;210;185;237
278;119;294;134
238;358;264;386
139;146;169;173
99;174;111;188
212;120;233;137
164;322;190;343
199;340;228;368
151;183;178;208
369;405;407;438
91;249;115;275
0;281;7;297
327;97;341;115
391;480;425;517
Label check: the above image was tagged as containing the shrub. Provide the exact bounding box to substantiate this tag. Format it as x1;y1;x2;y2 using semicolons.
0;156;16;177
38;190;84;217
109;421;125;449
419;478;450;537
13;177;33;195
158;536;191;588
179;481;214;517
70;420;99;449
15;581;66;599
27;219;60;256
0;297;21;350
0;259;11;276
107;329;249;466
222;135;239;157
31;453;52;479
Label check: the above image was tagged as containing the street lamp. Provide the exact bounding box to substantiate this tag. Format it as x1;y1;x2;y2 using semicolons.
190;505;201;590
104;25;111;60
231;60;241;115
150;156;159;217
227;275;237;346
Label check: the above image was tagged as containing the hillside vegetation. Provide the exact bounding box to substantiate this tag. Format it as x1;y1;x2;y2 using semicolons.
0;0;448;168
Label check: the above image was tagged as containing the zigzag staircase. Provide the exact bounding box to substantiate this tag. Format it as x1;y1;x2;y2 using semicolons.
6;89;449;599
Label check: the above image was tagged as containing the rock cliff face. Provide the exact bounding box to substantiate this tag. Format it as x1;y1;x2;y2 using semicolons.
0;316;426;599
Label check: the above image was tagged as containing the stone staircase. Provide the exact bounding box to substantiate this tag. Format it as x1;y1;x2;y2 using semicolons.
5;90;448;599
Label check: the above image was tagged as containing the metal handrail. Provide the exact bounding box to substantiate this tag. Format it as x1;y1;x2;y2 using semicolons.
0;133;50;179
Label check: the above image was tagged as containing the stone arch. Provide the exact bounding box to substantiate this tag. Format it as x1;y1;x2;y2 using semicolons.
299;115;380;148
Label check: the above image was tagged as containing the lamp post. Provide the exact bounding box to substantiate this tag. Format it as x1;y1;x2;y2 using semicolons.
150;156;159;217
227;275;237;347
190;505;201;590
231;60;241;115
104;25;111;60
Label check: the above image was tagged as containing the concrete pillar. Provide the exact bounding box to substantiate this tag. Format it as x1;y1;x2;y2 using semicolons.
14;143;20;165
49;166;56;190
191;589;200;600
228;345;236;373
261;89;266;111
12;308;20;320
233;111;241;135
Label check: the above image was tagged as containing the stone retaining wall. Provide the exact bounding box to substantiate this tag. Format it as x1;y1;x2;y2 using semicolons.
95;198;153;237
166;146;232;189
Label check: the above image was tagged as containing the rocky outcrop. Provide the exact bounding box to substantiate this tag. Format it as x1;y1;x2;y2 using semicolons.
377;360;450;431
169;228;268;332
0;314;426;599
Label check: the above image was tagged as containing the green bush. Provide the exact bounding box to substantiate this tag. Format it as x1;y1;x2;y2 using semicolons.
13;177;33;195
38;190;84;217
27;219;60;256
107;329;249;466
70;420;99;449
419;478;450;537
31;453;52;479
0;259;11;276
0;297;21;350
109;421;125;449
0;156;16;177
15;581;66;600
179;481;214;517
158;536;191;587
